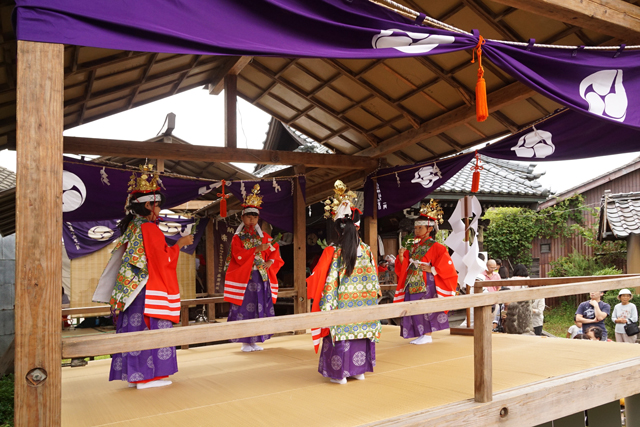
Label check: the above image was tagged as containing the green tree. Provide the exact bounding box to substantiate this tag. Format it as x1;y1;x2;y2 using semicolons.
482;207;539;265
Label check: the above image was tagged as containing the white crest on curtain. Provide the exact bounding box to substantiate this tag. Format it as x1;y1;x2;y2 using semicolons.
88;225;114;241
411;163;441;189
511;127;555;159
372;29;455;54
62;171;87;213
579;69;627;122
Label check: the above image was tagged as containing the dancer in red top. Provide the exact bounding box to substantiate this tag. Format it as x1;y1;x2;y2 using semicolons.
394;200;457;345
224;184;284;352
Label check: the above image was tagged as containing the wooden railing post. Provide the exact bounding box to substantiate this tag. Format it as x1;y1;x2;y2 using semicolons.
293;170;307;314
15;40;64;427
364;183;378;263
474;282;492;402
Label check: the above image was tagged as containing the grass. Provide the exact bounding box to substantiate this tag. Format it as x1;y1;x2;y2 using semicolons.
0;374;13;427
544;301;577;338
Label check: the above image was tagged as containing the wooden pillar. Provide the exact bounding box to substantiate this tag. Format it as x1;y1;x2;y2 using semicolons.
473;282;492;403
627;234;640;293
224;74;237;149
364;185;378;262
293;168;307;314
205;218;216;319
15;41;64;427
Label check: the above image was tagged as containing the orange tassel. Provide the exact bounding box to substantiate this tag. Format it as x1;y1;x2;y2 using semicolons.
470;151;482;193
217;180;229;218
471;36;488;122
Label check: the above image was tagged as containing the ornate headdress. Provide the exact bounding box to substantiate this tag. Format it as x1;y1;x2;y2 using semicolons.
415;199;443;226
125;164;162;210
242;184;263;215
324;180;359;223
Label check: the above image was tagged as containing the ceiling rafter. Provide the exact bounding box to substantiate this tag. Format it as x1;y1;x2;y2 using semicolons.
249;59;379;147
462;0;524;42
172;55;202;95
127;52;158;110
414;56;474;106
323;59;422;129
78;69;96;126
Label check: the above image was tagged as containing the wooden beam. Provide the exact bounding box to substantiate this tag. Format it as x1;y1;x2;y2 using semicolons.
490;0;640;43
293;168;308;314
355;82;535;159
473;282;492;403
63;136;379;169
224;74;237;149
170;201;214;211
61;276;640;358
15;41;64;427
367;358;640;426
208;56;252;96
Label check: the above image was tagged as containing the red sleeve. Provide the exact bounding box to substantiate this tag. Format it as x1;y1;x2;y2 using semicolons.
262;234;284;283
307;246;335;313
394;255;410;296
229;234;256;270
141;222;181;321
425;243;458;296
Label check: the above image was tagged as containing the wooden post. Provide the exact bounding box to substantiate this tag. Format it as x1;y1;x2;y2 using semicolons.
364;183;378;263
224;74;237;149
293;167;307;314
627;234;640;293
15;41;64;427
205;218;216;320
474;282;492;403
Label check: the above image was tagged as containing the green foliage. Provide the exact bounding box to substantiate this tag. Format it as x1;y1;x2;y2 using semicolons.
482;207;539;265
401;233;415;250
0;374;13;427
548;252;622;278
544;301;579;337
483;195;625;270
316;238;329;249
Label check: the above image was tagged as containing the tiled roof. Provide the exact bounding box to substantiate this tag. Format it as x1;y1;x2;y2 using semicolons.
0;165;15;192
435;155;550;197
598;191;640;241
255;125;334;178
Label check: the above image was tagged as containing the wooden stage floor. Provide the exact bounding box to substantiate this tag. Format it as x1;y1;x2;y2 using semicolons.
62;325;640;427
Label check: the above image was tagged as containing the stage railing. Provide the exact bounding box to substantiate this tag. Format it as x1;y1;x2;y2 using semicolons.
61;275;640;403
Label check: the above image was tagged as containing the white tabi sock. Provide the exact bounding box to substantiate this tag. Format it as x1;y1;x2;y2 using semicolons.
250;343;264;351
351;374;365;380
241;343;253;352
410;335;432;345
330;378;347;385
136;380;172;390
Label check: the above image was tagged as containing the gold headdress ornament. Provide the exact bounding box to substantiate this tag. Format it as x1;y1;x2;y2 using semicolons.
323;180;358;220
124;164;162;213
127;164;160;194
242;184;263;209
418;199;444;224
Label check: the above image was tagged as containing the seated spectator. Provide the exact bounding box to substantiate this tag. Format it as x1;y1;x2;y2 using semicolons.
585;327;603;341
572;333;591;340
496;259;509;279
567;322;582;339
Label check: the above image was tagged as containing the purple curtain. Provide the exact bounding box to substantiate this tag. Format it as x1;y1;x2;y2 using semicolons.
480;109;640;162
483;39;640;129
226;177;304;232
63;216;209;259
364;153;473;218
14;0;475;58
63;158;219;222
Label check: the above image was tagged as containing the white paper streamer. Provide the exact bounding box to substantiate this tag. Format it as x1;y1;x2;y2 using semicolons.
444;196;485;288
100;167;110;186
